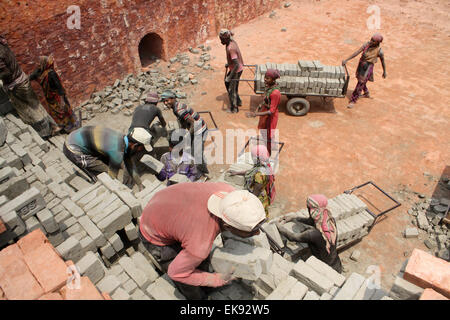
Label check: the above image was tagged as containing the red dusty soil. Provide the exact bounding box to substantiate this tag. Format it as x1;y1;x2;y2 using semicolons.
186;0;450;290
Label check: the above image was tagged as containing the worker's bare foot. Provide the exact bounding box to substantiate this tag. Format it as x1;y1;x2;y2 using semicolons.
226;108;234;113
347;103;355;109
362;93;371;98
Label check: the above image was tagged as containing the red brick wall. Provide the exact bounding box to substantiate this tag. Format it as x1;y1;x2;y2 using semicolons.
0;0;282;106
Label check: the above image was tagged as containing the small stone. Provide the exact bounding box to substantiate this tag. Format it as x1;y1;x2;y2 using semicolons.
169;57;178;64
424;238;437;249
404;227;419;238
269;11;276;18
190;79;198;85
418;194;425;199
201;92;207;96
433;205;447;214
281;28;287;32
284;2;291;8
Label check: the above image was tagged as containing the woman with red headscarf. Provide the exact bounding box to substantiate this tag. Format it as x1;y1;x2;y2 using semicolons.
246;68;281;155
30;56;79;133
277;194;342;273
228;144;276;217
342;33;387;109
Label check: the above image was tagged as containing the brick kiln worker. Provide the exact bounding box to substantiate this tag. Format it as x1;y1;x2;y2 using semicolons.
138;184;266;300
0;35;57;138
128;92;167;149
160;90;209;178
246;69;281;155
342;33;387;109
63;126;147;191
277;194;343;273
219;29;244;113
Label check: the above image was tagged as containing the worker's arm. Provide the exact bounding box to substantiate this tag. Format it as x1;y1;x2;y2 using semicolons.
156;108;167;128
124;153;144;191
342;43;366;65
278;227;319;244
167;249;235;287
379;49;387;78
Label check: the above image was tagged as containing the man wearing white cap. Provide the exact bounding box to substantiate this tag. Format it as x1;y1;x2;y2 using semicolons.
138;182;266;299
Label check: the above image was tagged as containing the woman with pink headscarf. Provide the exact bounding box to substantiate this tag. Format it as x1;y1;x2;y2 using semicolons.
342;33;387;109
246;69;281;155
228;144;276;217
277;194;342;273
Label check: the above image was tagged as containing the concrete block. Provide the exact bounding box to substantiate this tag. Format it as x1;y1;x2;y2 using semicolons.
36;209;59;233
305;255;346;287
107;264;125;277
96;205;132;239
76;251;105;284
130;252;159;284
0;175;29;200
261;222;284;249
130;289;152;300
210;239;273;280
108;233;124;252
303;290;320;300
0;167;16;184
61;198;85;218
404;227;419;238
390;276;424;300
71;181;101;203
222;230;270;250
10;143;31;166
88;194;121;221
123;278;138;294
266;276;298;300
97;275;121;295
168;173;190;184
25;216;46;234
124;222;139;241
116;190;142;218
0;186;45;220
63;223;86;241
267;253;294;286
68;175;92;192
290;260;334;295
146;275;186;300
56;236;83;262
59;216;77;231
284;281;309;300
118;256;151;290
140;154;164;174
0;195;8;207
47;231;65;247
117;271;131;284
80;235;96;254
333;272;366;300
78;215;107;248
100;241;116;259
76;186;108;209
111;287;131;300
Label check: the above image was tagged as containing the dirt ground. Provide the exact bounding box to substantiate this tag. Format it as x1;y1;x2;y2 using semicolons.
84;0;450;291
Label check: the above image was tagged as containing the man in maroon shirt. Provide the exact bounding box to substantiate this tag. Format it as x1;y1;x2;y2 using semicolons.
219;29;244;114
138;182;266;299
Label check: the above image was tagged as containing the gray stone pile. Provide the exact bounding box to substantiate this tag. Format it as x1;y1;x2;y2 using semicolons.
77;44;214;120
407;194;449;261
256;60;346;95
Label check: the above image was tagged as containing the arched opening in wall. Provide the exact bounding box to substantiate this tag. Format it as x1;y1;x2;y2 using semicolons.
138;33;164;67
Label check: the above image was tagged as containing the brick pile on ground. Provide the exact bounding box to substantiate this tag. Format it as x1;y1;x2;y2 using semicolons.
255;60;346;95
0;229;111;300
76;44;214;121
405;193;449;261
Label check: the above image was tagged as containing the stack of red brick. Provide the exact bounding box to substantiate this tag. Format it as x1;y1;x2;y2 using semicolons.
404;248;450;300
0;229;111;300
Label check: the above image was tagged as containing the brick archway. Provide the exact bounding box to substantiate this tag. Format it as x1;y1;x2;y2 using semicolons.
138;32;165;67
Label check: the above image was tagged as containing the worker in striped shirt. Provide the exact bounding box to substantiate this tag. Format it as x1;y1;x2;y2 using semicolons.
160;91;209;178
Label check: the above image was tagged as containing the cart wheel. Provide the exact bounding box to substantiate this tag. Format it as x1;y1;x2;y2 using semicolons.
286;97;310;116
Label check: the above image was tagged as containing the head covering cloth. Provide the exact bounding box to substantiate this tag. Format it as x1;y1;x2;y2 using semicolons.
219;29;234;40
371;32;383;43
306;194;337;254
265;69;281;80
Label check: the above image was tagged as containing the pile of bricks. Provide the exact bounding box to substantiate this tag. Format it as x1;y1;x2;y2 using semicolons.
0;229;110;300
255;60;346;96
0;113;188;300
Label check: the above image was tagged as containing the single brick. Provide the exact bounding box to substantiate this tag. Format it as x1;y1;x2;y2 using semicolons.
96;205;132;239
404;227;419;238
116;190;142;219
56;236;83;263
61;198;85;218
284;281;309;300
36;209;59;233
108;233;124;252
123;278;138;294
140;154;164;174
0;186;45;220
124;222;139;241
80;235;96;254
290;260;334;295
130;252;159;284
333;273;366;300
76;251;105;284
118;256;151;290
111;287;131;300
305;255;346;287
25;216;46;234
78;215;107;248
146;275;186;300
96;275;121;295
266;275;298;300
100;242;115;259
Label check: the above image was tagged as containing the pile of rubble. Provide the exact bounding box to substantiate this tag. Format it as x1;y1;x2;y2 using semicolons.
406;194;449;261
75;44;214;121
